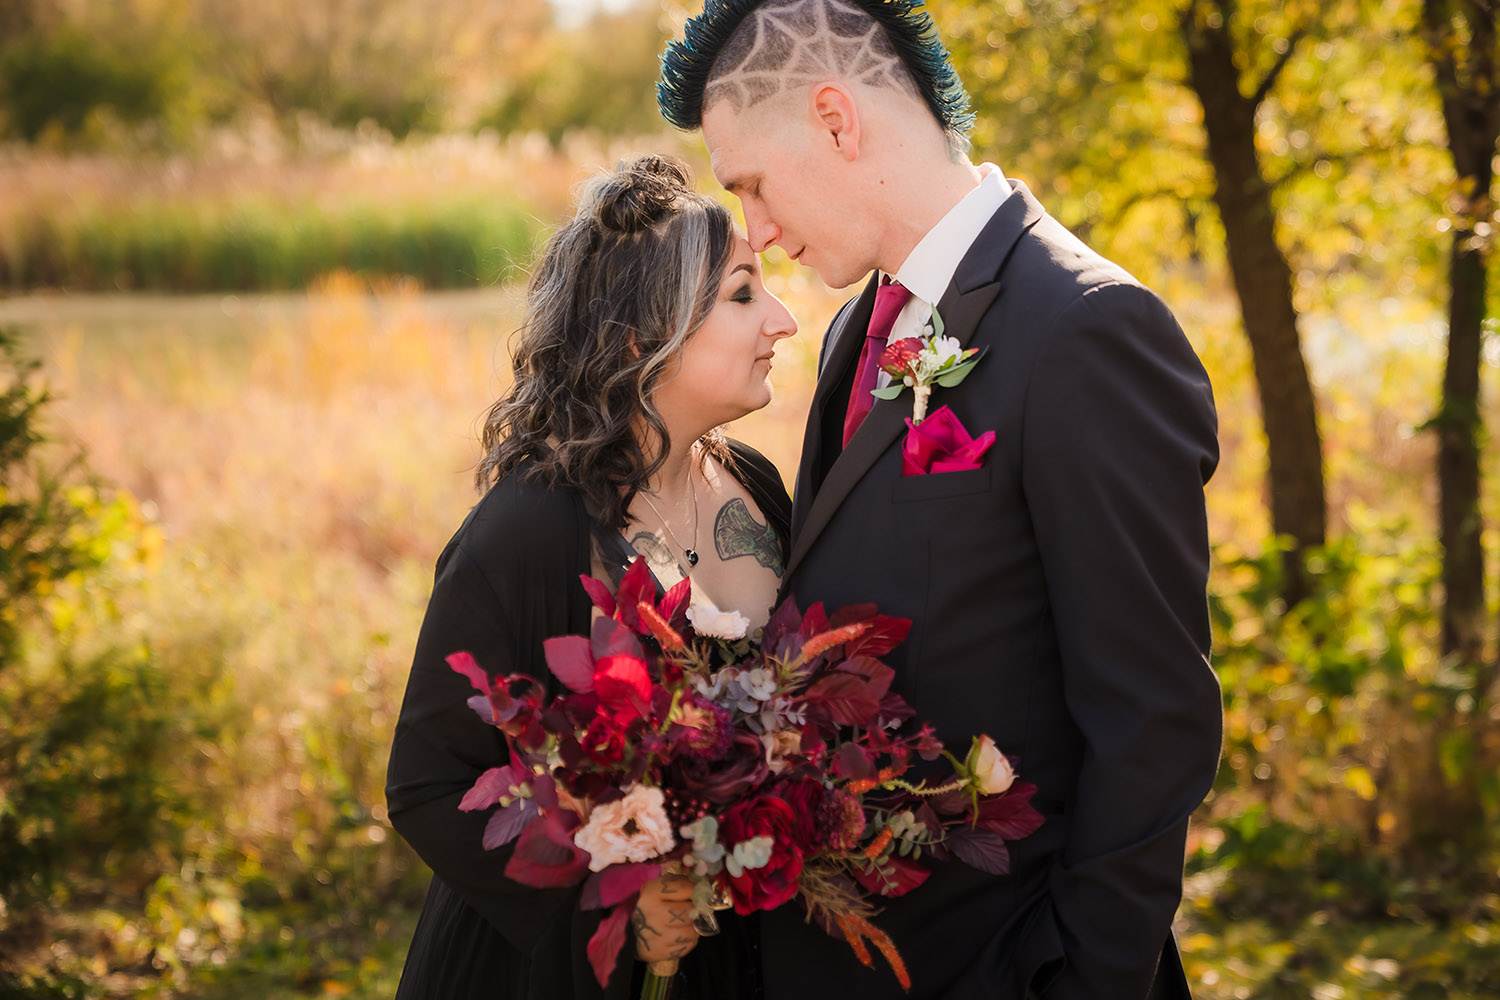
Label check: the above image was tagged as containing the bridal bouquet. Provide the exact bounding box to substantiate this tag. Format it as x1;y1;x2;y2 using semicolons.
450;558;1043;992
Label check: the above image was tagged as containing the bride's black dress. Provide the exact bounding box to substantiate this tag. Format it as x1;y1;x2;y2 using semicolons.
385;441;788;999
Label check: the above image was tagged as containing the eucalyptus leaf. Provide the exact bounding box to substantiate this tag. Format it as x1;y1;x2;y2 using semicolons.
870;385;906;400
929;307;945;339
935;361;980;388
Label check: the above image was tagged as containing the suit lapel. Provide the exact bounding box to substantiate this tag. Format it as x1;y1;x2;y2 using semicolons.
783;180;1047;582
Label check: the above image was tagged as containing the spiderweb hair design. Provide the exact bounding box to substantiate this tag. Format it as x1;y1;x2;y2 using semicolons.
658;0;973;140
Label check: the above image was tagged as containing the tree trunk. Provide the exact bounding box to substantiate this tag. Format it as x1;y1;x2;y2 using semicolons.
1424;0;1498;675
1181;1;1328;603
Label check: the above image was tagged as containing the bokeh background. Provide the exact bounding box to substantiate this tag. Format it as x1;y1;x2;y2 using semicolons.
2;0;1498;996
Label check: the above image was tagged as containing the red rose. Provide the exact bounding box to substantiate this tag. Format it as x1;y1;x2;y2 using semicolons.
670;732;769;805
719;795;804;914
774;779;827;853
579;715;627;767
879;337;924;379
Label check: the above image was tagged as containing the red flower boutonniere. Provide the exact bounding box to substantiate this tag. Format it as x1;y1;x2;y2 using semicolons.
871;306;985;424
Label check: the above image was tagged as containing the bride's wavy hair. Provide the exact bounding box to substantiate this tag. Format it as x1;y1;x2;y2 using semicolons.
477;154;736;530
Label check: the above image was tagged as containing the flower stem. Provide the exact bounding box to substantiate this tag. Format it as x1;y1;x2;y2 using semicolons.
913;386;931;425
642;961;678;1000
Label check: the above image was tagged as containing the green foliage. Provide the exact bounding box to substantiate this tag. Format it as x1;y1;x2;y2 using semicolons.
0;196;539;292
0;332;214;990
1196;515;1497;917
480;4;672;143
0;24;194;142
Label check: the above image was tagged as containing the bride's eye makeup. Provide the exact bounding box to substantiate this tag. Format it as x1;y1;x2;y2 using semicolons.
730;284;754;304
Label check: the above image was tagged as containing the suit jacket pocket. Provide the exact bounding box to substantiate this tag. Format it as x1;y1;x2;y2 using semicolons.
891;465;993;503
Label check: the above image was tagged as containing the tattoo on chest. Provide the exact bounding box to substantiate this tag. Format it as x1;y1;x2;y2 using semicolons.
713;498;783;576
628;531;680;575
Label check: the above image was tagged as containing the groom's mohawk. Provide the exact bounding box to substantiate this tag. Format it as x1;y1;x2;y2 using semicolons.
657;0;973;140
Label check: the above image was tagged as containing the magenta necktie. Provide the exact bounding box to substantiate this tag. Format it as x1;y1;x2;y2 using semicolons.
842;278;915;447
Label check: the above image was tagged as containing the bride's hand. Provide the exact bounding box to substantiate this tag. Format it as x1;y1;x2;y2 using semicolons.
632;871;701;964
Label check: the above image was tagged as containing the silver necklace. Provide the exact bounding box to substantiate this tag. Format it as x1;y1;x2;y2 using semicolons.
640;463;700;568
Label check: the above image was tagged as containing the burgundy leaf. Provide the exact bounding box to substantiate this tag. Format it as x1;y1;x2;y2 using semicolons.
591;615;645;663
530;773;560;812
460;765;517;812
806;672;880;727
975;782;1045;840
615;558;653;629
579;573;617;617
844;614;912;659
835;741;876;781
504;810;589;887
542;635;596;693
580;862;662;910
829;603;879;628
467;693;497;725
447;651;491;695
947;826;1012;876
762;596;804;653
659;577;692;631
835;655;895;700
929;788;971;816
586;896;639;988
482;798;536;850
798;602;830;639
875;691;917;731
849;854;930;898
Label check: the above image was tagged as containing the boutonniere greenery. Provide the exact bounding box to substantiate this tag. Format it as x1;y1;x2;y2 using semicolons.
871;307;985;425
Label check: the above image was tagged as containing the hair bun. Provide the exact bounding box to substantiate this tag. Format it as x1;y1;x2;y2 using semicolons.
592;154;695;233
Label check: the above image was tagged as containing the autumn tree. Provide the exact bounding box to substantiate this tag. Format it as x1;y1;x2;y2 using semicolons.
939;0;1331;602
1421;0;1498;677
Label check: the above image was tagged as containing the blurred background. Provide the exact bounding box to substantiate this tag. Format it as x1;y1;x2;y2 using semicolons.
0;0;1497;996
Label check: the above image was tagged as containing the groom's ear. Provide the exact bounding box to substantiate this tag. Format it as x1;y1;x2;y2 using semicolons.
811;84;860;161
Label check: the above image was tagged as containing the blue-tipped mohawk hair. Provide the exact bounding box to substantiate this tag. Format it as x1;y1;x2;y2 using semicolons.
657;0;973;140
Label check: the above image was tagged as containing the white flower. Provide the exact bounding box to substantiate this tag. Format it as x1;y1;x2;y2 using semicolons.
969;735;1017;795
742;666;777;701
928;335;964;367
686;600;751;641
573;785;676;871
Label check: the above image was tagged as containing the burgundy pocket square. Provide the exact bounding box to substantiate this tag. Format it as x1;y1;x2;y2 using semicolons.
901;405;996;476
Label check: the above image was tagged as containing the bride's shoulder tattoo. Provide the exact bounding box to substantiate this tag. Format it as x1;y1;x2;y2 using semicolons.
713;498;782;576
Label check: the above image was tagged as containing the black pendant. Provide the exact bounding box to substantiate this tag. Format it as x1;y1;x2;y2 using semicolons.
685;549;700;567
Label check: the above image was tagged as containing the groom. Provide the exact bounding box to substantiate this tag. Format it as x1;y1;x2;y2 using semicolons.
659;1;1221;998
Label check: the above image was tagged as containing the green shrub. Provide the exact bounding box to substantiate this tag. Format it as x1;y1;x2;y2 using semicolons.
0;26;189;142
0;196;540;292
1195;517;1498;918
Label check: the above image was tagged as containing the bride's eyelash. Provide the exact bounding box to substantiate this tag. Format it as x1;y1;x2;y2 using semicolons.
731;285;754;304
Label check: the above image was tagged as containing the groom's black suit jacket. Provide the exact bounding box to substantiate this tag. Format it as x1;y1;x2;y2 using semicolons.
764;181;1221;1000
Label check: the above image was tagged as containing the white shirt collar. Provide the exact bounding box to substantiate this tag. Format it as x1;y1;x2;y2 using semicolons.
890;163;1009;305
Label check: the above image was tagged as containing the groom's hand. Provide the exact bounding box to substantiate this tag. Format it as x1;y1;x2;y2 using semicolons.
632;871;701;964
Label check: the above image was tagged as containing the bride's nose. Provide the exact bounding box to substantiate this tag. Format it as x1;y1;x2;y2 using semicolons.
766;298;797;340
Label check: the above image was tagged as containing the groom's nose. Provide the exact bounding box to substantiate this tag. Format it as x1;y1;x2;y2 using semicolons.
743;205;782;254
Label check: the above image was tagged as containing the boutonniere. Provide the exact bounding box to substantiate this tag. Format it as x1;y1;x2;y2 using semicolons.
870;307;986;424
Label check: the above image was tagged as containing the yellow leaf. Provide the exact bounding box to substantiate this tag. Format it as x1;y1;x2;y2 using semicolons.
1345;766;1378;801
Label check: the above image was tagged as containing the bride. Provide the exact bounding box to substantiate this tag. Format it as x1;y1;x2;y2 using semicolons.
385;154;797;999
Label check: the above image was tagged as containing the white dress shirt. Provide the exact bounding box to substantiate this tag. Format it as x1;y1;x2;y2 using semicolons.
875;163;1009;387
